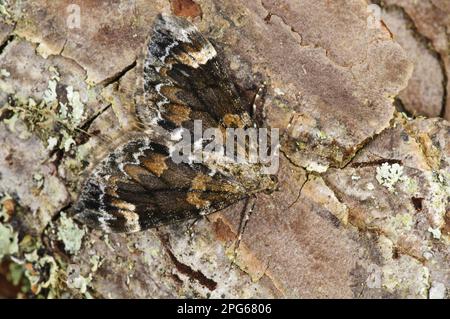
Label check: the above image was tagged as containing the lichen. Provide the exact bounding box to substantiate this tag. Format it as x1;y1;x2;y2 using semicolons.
317;130;327;140
402;176;419;194
75;143;92;163
0;223;19;260
0;68;10;77
66;265;92;297
306;161;329;173
376;162;404;191
24;251;59;296
32;173;44;189
43;79;58;104
3;113;19;132
66;86;85;126
1;227;66;298
46;136;58;150
392;213;413;232
0;194;13;222
382;256;430;298
57;213;85;255
366;182;375;191
424;171;449;229
43;68;60;104
3;65;86;157
60;130;76;152
7;262;25;287
89;255;102;272
429;282;446;299
0;0;11;17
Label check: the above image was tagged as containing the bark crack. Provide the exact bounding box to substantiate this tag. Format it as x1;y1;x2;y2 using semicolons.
286;171;310;210
259;0;361;70
321;169;429;266
158;233;218;291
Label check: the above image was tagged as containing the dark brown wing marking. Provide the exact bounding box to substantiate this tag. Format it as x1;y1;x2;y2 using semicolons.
74;137;246;232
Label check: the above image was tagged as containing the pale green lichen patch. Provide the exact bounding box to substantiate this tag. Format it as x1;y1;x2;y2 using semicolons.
4;230;66;298
428;227;441;239
43;79;58;104
376;236;430;298
60;130;76;152
32;172;44;189
392;213;414;232
429;282;446;299
426;172;449;228
382;257;430;298
306;161;329;173
43;67;60;103
66;86;85;126
317;130;327;140
58;85;85;127
0;0;11;17
366;236;430;298
68;274;92;296
24;251;60;296
383;212;415;244
402;176;419;194
376;163;404;191
89;255;102;272
67;265;92;297
1;68;10;77
3;66;86;155
57;213;85;255
0;223;19;260
7;262;26;287
66;255;104;298
46;136;58;150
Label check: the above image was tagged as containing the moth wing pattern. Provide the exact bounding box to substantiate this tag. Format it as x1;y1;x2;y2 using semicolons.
74;136;247;233
136;13;254;132
74;14;276;233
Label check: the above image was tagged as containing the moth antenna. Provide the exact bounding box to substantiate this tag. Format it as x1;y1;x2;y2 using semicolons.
73;126;113;143
230;195;257;267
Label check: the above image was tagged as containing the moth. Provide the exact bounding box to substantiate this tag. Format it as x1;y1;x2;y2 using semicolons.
74;13;278;233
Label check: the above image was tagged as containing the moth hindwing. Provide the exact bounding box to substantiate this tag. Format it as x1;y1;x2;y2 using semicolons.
74;13;276;233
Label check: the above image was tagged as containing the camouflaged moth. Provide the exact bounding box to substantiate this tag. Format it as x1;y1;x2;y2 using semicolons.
74;14;278;233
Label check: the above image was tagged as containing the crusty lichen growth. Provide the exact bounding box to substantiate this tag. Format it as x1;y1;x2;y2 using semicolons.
370;236;431;298
0;68;10;77
57;213;86;255
23;250;60;296
425;171;450;231
66;264;93;298
376;162;404;191
0;223;18;260
0;0;11;18
0;194;18;260
0;194;69;298
3;66;85;154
